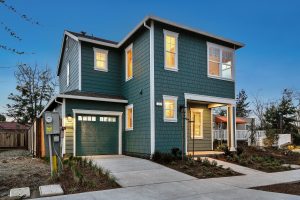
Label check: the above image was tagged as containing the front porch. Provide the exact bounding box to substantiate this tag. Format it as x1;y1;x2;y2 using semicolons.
184;93;237;154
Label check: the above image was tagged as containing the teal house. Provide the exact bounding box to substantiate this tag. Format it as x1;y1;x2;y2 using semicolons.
41;16;244;157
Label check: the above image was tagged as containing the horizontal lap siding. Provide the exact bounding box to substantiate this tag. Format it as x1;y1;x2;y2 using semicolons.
64;99;125;155
59;37;79;93
121;29;151;156
81;42;122;96
154;22;234;153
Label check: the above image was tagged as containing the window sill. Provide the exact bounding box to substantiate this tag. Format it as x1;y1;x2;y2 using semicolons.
190;136;203;139
164;67;178;72
125;77;133;82
208;75;234;82
125;128;133;131
94;67;108;72
164;118;178;123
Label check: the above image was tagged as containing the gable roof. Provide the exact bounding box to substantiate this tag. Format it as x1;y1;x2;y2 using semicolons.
0;122;29;130
57;15;245;75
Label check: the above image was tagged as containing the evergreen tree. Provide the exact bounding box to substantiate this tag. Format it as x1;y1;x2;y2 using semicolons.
6;64;55;124
236;89;250;117
0;114;6;122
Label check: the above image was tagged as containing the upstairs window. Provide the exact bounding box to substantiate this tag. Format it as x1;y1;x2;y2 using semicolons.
125;44;133;81
67;61;70;87
164;30;178;71
207;42;234;80
163;95;178;122
94;48;108;72
125;104;133;130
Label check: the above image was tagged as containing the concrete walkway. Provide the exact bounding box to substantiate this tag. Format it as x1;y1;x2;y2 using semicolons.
37;155;300;200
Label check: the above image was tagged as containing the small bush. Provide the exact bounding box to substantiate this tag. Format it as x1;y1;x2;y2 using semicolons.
171;147;181;158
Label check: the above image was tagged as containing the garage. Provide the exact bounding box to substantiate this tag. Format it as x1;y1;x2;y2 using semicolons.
75;114;119;156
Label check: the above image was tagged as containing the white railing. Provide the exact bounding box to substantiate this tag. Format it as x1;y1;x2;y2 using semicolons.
213;130;266;141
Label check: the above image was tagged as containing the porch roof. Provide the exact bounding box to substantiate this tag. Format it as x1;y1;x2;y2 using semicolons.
215;116;247;124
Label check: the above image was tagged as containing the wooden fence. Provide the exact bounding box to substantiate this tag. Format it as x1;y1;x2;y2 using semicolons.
27;117;45;157
0;131;27;148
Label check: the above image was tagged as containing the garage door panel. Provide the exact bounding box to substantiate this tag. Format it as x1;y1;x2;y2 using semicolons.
76;114;119;156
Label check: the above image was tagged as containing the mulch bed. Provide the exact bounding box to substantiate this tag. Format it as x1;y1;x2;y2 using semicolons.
252;182;300;196
158;158;241;179
214;145;300;172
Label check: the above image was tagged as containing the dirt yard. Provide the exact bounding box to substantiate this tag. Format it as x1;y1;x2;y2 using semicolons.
252;182;300;196
0;149;50;199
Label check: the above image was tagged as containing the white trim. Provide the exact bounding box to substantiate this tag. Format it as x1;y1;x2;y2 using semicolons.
66;61;70;87
149;20;155;155
207;42;235;81
62;98;66;155
163;95;178;122
211;108;214;150
38;96;57;118
163;29;179;71
93;48;108;72
58;94;128;103
73;109;123;156
78;41;82;90
65;31;79;41
184;93;236;105
184;99;188;154
190;108;203;139
125;43;133;81
125;104;133;131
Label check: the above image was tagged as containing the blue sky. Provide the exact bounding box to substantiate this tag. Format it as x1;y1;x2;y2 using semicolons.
0;0;300;115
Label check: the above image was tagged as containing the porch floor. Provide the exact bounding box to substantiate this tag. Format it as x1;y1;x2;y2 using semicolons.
187;151;224;157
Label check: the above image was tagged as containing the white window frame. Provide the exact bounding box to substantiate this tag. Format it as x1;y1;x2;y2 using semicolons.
67;61;70;87
125;104;133;131
190;108;204;139
125;43;133;81
93;48;108;72
163;29;179;72
163;95;178;122
207;42;235;81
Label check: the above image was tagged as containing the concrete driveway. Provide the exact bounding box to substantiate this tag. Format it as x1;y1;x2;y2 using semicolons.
89;155;196;187
38;155;300;200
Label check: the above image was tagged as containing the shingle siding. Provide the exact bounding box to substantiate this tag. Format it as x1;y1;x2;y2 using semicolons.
121;28;151;156
59;37;79;93
153;21;235;153
81;42;122;96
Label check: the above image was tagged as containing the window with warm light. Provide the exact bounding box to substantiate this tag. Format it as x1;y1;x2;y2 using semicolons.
163;95;178;122
125;104;133;130
208;42;234;80
164;30;178;71
125;44;133;81
94;48;108;71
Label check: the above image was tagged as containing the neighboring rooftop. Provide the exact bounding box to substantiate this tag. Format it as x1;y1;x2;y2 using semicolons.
0;122;29;130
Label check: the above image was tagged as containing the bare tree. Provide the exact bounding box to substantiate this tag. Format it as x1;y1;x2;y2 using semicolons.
252;94;267;129
6;64;55;124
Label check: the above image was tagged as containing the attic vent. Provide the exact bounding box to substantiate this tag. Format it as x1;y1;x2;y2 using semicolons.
80;31;86;36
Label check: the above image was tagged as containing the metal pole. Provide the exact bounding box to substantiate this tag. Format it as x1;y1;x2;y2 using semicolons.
48;135;53;176
181;108;185;160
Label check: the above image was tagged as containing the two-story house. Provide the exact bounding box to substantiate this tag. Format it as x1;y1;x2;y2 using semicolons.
40;16;244;157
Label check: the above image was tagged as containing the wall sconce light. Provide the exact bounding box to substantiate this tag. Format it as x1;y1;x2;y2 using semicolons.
67;114;72;122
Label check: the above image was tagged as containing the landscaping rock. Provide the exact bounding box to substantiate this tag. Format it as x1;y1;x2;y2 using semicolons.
39;184;64;197
9;187;30;198
282;164;300;169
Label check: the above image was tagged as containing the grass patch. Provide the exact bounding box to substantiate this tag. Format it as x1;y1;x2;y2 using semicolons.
51;156;120;194
152;150;240;179
214;144;300;172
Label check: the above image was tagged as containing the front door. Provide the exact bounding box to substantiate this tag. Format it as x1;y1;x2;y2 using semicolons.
190;108;203;139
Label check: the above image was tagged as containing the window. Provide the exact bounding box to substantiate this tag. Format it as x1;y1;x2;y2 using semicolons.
207;42;234;80
164;30;178;71
125;44;133;81
94;48;108;72
100;116;116;122
125;104;133;130
190;109;203;139
163;95;178;122
67;61;70;87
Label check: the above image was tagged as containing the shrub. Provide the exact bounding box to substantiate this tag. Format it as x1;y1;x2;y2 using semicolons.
171;147;181;158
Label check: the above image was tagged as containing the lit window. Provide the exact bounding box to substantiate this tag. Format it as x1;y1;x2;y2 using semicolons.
164;30;178;71
78;116;82;121
94;48;108;72
208;42;234;80
125;44;133;81
126;104;133;130
82;116;87;121
163;95;178;122
92;116;96;121
67;61;70;87
190;109;203;139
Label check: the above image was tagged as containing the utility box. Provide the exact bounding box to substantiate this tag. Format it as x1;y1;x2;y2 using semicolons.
44;112;60;135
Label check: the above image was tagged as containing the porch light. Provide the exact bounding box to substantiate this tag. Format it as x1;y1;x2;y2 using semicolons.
67;115;72;122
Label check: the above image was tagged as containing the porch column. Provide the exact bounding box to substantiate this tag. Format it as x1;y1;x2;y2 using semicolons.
227;105;236;151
